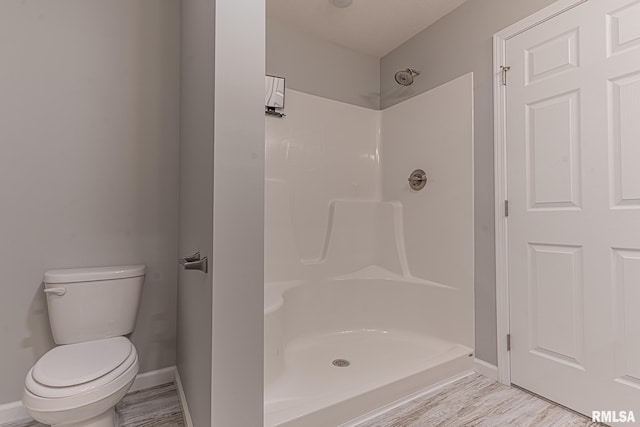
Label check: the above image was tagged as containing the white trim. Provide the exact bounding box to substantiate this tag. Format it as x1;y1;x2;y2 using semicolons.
0;400;29;424
474;359;498;381
493;29;510;386
174;369;194;427
0;366;178;424
130;366;177;393
493;0;588;386
338;370;474;427
494;0;588;40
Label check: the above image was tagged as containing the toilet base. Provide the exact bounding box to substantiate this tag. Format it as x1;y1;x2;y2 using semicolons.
52;408;118;427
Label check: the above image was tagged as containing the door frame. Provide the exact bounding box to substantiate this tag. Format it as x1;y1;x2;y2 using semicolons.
492;0;588;386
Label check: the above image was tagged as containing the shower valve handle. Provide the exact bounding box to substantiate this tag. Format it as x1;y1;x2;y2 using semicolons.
408;169;428;191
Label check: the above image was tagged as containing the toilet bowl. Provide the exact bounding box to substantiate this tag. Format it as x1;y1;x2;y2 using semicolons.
23;265;145;427
23;337;138;427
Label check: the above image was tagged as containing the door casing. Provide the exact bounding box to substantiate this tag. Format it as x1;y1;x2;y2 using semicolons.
492;0;589;386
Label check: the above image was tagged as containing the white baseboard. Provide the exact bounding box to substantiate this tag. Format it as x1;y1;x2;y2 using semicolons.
474;359;498;381
130;366;177;392
338;370;474;427
0;400;29;425
174;369;194;427
0;366;178;425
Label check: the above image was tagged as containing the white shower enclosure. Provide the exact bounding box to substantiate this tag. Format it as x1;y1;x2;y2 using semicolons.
264;73;475;426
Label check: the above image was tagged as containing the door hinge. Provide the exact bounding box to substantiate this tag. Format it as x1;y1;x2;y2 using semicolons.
504;200;509;217
501;66;511;85
507;334;511;351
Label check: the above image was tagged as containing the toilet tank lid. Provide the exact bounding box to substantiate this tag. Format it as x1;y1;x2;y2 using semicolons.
44;265;146;284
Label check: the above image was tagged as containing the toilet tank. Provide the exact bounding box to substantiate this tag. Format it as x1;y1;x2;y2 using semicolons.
43;265;146;345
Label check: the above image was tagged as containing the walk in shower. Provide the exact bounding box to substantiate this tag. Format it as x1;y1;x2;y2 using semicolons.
263;72;475;426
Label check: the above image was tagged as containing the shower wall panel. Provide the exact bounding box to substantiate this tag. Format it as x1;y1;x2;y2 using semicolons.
265;90;380;282
381;73;474;345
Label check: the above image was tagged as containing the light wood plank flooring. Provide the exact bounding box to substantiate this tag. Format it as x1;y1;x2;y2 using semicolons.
3;374;605;426
356;373;603;427
1;382;184;427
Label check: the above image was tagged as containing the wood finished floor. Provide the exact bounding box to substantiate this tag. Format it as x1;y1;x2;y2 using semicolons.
1;382;184;427
356;373;604;427
3;374;604;427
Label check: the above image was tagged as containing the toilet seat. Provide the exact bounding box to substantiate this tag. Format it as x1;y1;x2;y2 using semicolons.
23;352;138;416
25;337;137;399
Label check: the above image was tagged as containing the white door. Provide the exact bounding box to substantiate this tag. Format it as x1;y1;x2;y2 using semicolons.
506;0;640;420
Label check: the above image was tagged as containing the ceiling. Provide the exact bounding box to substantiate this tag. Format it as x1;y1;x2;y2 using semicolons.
266;0;468;58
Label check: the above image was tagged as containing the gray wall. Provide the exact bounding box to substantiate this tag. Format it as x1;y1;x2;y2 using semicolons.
380;0;557;364
267;18;380;109
177;0;214;425
177;1;265;426
211;0;265;425
0;0;180;404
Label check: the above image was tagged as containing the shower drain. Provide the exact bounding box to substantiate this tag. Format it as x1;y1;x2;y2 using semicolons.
332;359;350;368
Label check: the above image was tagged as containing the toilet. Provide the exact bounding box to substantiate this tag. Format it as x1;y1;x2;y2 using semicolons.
23;265;145;427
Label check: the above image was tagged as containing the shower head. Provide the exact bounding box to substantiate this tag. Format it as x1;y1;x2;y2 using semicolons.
394;68;421;86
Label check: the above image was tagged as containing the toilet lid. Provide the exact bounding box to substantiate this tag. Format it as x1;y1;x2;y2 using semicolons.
32;337;133;387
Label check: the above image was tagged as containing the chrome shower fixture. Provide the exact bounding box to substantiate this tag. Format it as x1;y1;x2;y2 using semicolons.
394;68;421;86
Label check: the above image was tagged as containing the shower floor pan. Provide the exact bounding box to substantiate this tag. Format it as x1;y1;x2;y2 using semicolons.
264;329;472;426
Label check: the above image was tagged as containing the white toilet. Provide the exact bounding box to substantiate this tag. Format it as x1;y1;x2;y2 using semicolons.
23;265;145;427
